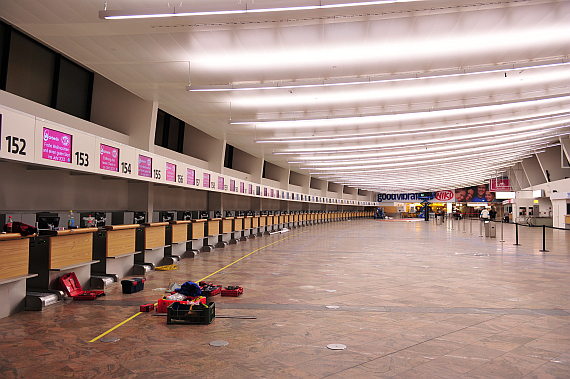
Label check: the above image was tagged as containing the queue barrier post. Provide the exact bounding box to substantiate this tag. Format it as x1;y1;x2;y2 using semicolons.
539;224;549;252
514;223;521;246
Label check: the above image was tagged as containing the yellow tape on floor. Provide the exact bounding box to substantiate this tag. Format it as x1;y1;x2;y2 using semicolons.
89;231;305;342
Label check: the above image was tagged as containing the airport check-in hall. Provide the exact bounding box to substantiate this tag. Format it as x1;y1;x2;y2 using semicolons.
0;0;570;378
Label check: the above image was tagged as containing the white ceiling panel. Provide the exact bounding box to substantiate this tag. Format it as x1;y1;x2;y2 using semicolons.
0;0;568;192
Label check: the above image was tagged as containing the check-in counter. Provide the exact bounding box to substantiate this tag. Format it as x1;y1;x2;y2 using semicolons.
565;215;570;227
242;216;254;240
204;218;224;250
189;219;206;252
28;228;98;291
135;222;168;268
92;224;138;283
220;217;235;246
0;233;37;318
231;217;244;244
166;220;193;259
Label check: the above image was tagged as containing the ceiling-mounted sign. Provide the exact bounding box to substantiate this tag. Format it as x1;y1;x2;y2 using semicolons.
35;120;95;173
0;106;36;164
165;162;176;183
187;168;196;185
95;138;136;179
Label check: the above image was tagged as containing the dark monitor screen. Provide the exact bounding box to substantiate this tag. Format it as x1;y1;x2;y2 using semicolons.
133;212;146;223
159;212;174;222
38;216;60;230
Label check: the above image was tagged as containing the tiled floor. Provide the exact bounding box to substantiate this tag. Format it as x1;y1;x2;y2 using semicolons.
1;218;570;378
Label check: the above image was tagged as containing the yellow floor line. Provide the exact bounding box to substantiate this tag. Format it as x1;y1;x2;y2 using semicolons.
89;230;305;343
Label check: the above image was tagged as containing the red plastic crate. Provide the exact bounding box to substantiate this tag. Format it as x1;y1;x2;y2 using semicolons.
59;272;105;300
221;286;243;297
156;296;206;313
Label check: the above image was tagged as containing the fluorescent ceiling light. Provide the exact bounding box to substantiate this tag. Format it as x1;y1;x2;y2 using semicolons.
100;0;419;20
230;94;570;128
188;59;569;92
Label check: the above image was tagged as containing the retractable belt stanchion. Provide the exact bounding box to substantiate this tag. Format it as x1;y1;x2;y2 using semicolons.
539;224;549;252
463;216;466;233
500;221;505;242
469;218;473;235
514;223;521;246
479;219;483;237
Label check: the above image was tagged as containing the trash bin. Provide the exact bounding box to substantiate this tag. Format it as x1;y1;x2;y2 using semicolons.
436;215;443;225
484;221;496;238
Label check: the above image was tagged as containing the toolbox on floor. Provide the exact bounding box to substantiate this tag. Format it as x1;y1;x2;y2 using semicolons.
167;301;215;325
199;282;222;296
59;272;105;300
121;278;146;294
221;286;243;297
140;303;154;312
157;296;206;313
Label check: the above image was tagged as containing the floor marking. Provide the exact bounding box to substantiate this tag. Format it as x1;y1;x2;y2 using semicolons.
89;231;305;343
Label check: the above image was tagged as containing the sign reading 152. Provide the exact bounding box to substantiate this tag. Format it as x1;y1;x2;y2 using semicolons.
5;136;27;155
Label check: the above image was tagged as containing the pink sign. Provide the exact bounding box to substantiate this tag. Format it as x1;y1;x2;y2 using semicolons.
42;128;72;163
249;184;253;194
203;173;210;188
230;179;235;192
138;154;152;178
270;189;274;198
100;144;119;172
218;176;224;190
166;162;176;182
240;182;245;193
187;168;195;185
264;188;268;196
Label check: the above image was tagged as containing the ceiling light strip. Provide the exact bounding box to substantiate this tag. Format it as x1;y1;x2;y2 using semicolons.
188;59;569;92
100;0;419;20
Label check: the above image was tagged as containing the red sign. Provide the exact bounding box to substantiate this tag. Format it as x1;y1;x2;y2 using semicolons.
435;190;455;201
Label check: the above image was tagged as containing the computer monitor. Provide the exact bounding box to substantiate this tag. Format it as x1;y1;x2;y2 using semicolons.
37;216;60;230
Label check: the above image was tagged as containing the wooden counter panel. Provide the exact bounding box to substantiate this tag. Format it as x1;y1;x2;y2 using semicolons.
233;218;243;231
252;217;259;228
106;229;136;258
222;219;233;234
207;220;220;236
243;218;252;229
171;224;188;244
145;226;165;249
259;217;266;227
170;220;192;224
566;215;570;224
191;222;204;239
0;238;29;280
50;233;92;270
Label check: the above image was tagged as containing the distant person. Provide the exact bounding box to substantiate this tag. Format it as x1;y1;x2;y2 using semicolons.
480;208;490;220
489;207;497;220
484;191;496;202
472;185;487;202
